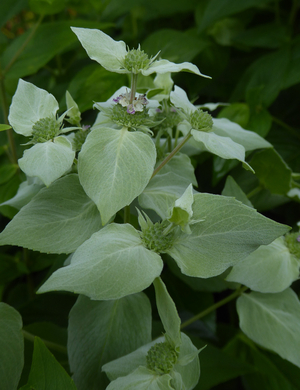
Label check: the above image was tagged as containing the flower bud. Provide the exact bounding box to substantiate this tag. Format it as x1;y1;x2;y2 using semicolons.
31;117;61;143
146;342;178;374
190;109;213;132
284;232;300;259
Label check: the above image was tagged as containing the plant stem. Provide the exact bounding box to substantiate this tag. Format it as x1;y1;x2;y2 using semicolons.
3;14;44;75
22;330;68;354
246;186;262;199
151;132;192;178
180;285;248;330
130;73;138;104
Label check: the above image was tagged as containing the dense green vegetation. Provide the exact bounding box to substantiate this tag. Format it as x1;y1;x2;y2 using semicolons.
0;1;300;389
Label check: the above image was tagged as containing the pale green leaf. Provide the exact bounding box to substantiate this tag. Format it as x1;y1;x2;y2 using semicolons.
71;27;127;73
18;137;75;186
8;79;59;137
0;178;44;210
106;366;173;390
142;59;210;78
103;338;161;381
191;130;254;172
26;337;77;390
0;174;102;254
226;237;300;292
65;91;81;125
38;223;163;300
139;153;196;219
237;289;300;368
0;303;24;390
168;184;194;231
170;85;196;113
153;277;181;349
222;175;253;208
212;117;271;151
173;333;200;390
29;0;66;15
68;293;152;390
167;193;290;278
78;127;156;224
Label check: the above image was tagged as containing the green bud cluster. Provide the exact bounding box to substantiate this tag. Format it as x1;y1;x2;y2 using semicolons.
190;109;213;132
284;232;300;259
146;342;178;374
155;110;181;130
73;129;89;151
111;104;149;128
31;117;61;143
124;48;151;73
141;220;174;253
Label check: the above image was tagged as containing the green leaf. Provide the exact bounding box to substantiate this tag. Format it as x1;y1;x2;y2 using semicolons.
142;29;207;63
0;303;24;390
217;103;250;128
173;333;201;390
191;130;254;172
226;237;300;292
18;137;75;187
196;0;272;32
66;65;127;112
212;118;271;151
224;335;300;390
232;47;290;107
2;21;111;80
196;341;254;390
167;193;290;278
168;184;194;231
68;293;152;390
25;337;77;390
222;175;253;208
0;178;44;210
0;124;11;131
0;174;102;254
237;289;300;367
0;0;27;28
250;148;292;194
106;366;173;390
38;223;163;300
0;164;18;185
8;79;59;137
233;23;289;49
71;27;128;73
78;127;156;225
139;153;197;219
29;0;66;15
153;277;181;349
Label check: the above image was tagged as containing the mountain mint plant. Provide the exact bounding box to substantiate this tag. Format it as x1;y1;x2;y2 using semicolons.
1;26;300;390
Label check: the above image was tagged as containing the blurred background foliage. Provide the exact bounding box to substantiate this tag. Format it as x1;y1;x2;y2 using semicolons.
0;1;300;389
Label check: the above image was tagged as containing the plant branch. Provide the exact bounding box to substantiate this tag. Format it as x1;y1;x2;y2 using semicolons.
151;132;192;178
3;14;44;75
180;285;248;330
22;330;68;354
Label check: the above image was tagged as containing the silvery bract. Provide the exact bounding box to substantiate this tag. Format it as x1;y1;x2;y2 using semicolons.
170;86;271;168
71;27;210;77
8;79;75;186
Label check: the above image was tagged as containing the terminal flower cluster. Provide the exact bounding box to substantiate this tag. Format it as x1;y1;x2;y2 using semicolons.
113;90;148;114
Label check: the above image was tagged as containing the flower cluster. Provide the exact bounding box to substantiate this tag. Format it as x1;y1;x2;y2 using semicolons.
113;90;148;114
